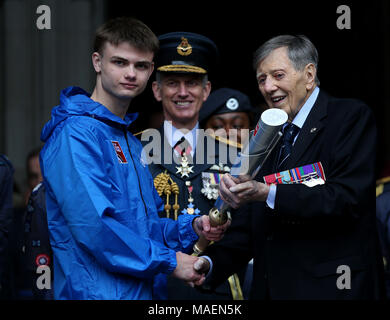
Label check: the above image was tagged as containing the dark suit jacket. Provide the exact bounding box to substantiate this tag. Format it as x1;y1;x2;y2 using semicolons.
202;90;386;299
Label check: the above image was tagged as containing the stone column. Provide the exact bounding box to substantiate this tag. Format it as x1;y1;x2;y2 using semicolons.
1;0;105;191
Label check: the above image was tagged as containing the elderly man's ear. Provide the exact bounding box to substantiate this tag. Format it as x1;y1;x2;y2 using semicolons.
304;63;317;91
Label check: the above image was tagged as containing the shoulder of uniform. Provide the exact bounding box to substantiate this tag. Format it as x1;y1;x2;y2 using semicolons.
376;176;390;197
134;128;154;139
134;129;149;137
204;132;242;149
377;176;390;186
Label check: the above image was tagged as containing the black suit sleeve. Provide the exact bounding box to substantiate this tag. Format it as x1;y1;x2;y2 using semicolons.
201;203;255;288
276;100;376;219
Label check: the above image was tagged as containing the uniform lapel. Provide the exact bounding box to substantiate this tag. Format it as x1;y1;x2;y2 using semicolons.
146;126;178;177
191;132;215;176
163;133;188;178
157;127;213;179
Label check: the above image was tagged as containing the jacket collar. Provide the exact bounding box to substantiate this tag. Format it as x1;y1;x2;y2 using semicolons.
41;86;138;142
284;89;328;168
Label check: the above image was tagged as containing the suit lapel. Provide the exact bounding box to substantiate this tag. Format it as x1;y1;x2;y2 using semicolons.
284;90;328;168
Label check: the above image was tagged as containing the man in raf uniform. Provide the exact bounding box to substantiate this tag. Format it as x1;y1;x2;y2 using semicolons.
140;32;244;300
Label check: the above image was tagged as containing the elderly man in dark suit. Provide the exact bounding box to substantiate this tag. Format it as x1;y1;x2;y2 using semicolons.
195;34;385;299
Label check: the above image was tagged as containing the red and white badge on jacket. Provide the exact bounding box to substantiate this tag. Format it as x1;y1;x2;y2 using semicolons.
111;141;128;164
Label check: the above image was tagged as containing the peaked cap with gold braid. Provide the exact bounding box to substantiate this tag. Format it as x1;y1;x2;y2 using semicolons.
155;32;218;75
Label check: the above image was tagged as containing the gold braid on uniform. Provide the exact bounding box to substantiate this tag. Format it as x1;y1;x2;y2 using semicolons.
376;176;390;270
170;178;180;220
163;183;172;218
154;171;169;196
154;171;180;220
376;176;390;197
228;274;244;300
194;245;244;300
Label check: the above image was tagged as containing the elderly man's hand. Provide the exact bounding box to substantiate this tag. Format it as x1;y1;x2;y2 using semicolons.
219;173;270;209
188;257;210;287
192;215;231;242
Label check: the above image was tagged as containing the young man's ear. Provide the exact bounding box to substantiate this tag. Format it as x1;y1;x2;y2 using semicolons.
92;52;102;73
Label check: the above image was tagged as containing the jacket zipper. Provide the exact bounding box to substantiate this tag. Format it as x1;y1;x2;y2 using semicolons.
123;128;148;216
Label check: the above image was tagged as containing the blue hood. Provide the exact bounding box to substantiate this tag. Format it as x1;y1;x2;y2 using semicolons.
41;86;138;142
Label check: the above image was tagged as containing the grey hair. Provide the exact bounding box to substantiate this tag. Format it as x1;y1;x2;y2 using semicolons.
155;71;209;88
253;35;320;85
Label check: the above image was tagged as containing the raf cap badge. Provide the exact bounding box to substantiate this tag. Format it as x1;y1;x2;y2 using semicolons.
177;37;192;56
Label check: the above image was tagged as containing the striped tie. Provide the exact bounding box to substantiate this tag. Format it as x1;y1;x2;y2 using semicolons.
174;137;192;156
278;123;300;169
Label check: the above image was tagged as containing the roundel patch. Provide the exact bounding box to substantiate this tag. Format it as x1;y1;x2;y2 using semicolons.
226;98;239;110
35;253;50;267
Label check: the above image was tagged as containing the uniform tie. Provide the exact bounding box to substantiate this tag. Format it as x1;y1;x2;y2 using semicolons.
278;123;300;169
174;137;192;156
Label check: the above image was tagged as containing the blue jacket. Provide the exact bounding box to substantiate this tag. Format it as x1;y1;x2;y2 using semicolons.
40;87;199;300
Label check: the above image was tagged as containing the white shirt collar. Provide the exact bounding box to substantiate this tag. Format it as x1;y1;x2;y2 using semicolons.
291;86;320;129
163;120;198;156
281;86;319;145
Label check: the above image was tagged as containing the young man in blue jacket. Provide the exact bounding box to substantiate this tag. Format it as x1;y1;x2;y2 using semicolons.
39;17;228;300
